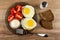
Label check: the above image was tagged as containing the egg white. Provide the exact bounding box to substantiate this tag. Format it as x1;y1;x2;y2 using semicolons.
22;5;35;17
21;18;37;30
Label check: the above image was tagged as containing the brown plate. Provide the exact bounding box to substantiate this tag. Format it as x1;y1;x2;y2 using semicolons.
5;2;37;35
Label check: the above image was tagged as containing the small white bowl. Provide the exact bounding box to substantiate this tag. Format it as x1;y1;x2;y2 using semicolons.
40;1;48;9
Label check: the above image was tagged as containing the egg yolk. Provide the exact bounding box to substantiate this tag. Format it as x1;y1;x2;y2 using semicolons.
26;20;34;27
23;8;30;15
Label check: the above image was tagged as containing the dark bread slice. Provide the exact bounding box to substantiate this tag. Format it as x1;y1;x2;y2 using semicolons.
40;20;53;29
40;10;54;21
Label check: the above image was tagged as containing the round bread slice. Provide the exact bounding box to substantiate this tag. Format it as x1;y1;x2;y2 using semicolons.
40;20;53;29
40;10;54;21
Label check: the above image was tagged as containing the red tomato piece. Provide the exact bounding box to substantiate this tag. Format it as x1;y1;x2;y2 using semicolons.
8;14;14;22
16;5;22;12
11;8;16;15
15;12;23;20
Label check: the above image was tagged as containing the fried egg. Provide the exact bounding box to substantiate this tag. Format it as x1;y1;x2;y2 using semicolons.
9;19;20;29
22;5;35;17
21;18;37;30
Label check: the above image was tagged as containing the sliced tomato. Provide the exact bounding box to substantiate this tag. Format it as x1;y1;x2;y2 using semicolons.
15;12;23;20
8;14;14;22
11;8;16;15
16;5;22;12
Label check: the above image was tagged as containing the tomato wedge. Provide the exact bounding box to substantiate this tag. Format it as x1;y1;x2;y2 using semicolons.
16;5;22;12
8;14;14;22
15;12;23;20
11;8;16;15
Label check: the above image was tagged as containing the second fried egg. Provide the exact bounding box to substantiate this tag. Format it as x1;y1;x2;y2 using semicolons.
21;18;37;30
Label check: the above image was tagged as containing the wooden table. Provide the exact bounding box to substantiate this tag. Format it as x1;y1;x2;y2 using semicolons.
0;0;60;40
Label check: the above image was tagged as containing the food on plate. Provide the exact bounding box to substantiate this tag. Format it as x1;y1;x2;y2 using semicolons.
8;14;14;22
22;5;35;17
9;19;20;29
11;8;16;15
16;5;22;12
21;18;37;30
8;12;23;22
15;12;23;20
39;10;54;21
40;20;53;29
8;5;23;22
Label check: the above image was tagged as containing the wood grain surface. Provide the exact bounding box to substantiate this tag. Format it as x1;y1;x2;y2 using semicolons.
0;0;60;40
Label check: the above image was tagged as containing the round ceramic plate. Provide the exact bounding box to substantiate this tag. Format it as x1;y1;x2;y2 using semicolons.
5;2;37;34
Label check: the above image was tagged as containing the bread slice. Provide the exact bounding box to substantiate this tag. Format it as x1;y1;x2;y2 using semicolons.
40;20;53;29
40;10;54;21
